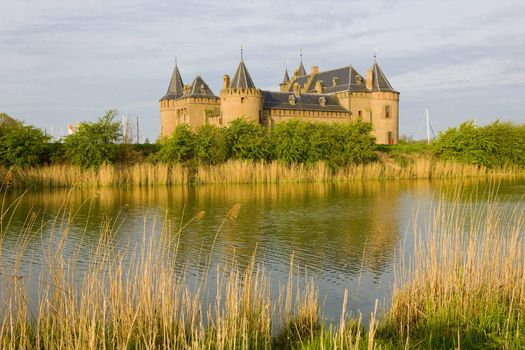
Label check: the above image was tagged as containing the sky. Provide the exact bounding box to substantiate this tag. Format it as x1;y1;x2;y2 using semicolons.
1;0;524;141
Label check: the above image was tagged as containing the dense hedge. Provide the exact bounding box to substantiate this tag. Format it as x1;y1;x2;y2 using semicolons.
2;111;524;170
157;119;378;168
434;121;525;168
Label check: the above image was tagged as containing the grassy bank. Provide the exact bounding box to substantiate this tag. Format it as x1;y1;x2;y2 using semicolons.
1;157;524;188
1;186;525;348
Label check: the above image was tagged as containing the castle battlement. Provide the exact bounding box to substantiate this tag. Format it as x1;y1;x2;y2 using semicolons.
160;55;399;144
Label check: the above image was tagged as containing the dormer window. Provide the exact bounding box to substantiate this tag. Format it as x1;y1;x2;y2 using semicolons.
319;96;326;107
288;94;296;105
356;76;363;85
199;84;205;94
332;77;339;86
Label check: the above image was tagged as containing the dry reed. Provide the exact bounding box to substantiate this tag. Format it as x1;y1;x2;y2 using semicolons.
382;184;525;347
0;198;370;349
2;157;523;189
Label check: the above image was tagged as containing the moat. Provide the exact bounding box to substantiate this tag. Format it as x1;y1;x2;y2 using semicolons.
1;178;524;321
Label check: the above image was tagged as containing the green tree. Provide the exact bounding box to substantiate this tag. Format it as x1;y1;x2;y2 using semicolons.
0;121;50;167
226;119;269;160
64;110;122;168
158;124;195;163
434;120;525;168
330;120;377;167
269;120;312;164
194;125;228;165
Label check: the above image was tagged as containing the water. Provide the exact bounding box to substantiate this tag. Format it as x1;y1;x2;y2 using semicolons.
1;178;524;321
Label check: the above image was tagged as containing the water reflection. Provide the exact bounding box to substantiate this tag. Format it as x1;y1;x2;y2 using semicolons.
2;178;524;319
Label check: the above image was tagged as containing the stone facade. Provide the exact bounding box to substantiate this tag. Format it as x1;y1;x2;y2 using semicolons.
160;56;399;144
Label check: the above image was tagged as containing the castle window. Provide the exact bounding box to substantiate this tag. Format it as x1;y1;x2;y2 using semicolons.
358;110;362;118
241;97;245;104
385;105;391;118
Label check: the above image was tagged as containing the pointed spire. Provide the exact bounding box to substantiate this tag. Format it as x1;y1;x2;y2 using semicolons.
281;69;290;85
297;49;307;76
371;57;396;92
161;58;184;100
229;58;256;89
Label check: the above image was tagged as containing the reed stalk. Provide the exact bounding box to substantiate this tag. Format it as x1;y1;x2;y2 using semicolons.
1;157;523;189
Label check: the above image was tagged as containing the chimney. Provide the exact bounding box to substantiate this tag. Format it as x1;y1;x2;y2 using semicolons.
223;75;230;89
311;66;319;75
366;69;373;90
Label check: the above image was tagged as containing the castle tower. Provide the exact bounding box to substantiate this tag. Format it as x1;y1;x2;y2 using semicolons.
220;54;263;125
279;68;291;92
295;49;307;77
366;57;399;145
160;60;184;137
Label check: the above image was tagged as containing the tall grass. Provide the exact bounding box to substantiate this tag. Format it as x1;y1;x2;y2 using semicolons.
0;198;370;349
379;185;525;348
1;157;523;188
2;184;525;348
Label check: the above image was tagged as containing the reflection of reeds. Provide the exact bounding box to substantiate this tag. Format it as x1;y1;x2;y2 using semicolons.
2;158;523;188
0;200;368;349
2;185;525;348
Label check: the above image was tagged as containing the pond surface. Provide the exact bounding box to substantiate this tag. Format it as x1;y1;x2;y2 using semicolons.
1;178;524;321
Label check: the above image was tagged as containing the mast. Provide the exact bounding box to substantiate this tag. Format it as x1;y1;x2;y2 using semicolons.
426;109;431;145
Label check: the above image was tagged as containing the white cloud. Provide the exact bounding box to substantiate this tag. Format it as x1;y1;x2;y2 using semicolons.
0;0;524;139
393;58;525;93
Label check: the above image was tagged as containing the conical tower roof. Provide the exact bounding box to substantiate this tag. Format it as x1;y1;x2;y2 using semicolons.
297;62;307;77
371;61;397;92
281;69;290;85
182;75;217;98
229;60;256;89
160;62;184;101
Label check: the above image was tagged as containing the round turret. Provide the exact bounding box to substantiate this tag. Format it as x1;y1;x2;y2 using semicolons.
220;59;264;124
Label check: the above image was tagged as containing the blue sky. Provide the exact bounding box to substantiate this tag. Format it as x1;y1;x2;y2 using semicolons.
1;0;524;141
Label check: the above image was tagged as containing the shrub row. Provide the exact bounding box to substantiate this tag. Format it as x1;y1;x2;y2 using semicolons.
157;119;378;169
434;120;525;168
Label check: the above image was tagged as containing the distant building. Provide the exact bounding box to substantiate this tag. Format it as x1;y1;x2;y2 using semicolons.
160;54;399;144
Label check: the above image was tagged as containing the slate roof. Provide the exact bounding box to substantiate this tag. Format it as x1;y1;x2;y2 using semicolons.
229;60;256;89
263;91;348;112
160;63;184;101
182;76;218;99
289;66;369;94
281;69;290;85
371;62;397;92
297;62;307;77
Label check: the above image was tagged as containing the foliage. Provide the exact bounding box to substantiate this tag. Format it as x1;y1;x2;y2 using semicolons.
270;120;312;164
158;124;195;163
270;120;377;167
433;120;525;168
0;119;50;167
226;119;270;161
194;124;228;165
328;120;377;167
64;110;122;168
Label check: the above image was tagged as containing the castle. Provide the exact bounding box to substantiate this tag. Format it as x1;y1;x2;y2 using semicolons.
160;53;399;144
